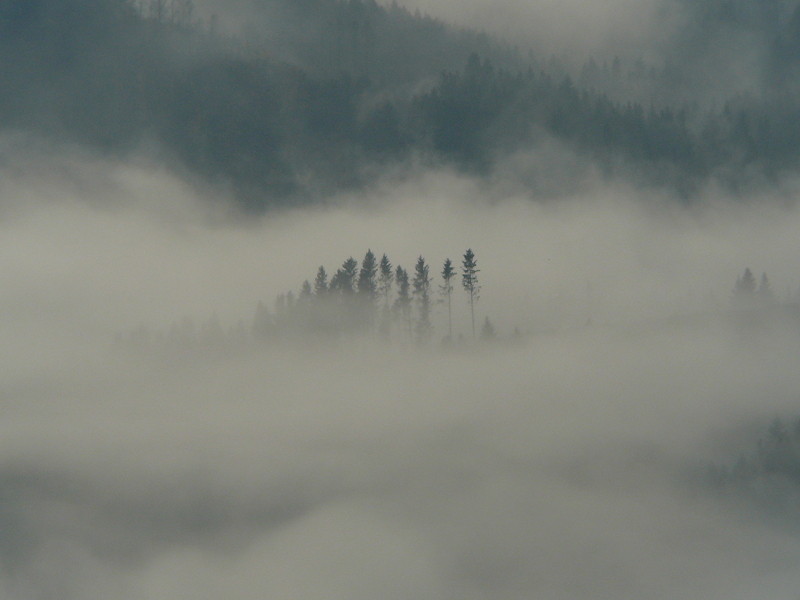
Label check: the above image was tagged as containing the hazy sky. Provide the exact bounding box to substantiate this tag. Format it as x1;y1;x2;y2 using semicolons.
2;143;800;599
384;0;680;60
190;0;685;63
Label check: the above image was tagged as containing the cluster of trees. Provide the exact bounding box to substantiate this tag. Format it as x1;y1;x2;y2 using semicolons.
708;416;800;519
6;0;800;208
731;267;777;309
115;312;247;351
256;248;484;344
115;263;800;352
115;248;494;351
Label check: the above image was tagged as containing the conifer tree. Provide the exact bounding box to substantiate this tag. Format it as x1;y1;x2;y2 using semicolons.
461;248;481;338
314;266;329;296
413;256;432;342
378;253;394;338
357;249;378;297
758;272;775;305
394;265;412;340
330;257;358;294
378;253;394;307
357;249;379;330
299;280;313;302
440;257;456;340
733;267;756;308
329;257;359;331
313;266;336;336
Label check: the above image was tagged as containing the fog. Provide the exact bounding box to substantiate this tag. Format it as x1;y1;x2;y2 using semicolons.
383;0;679;62
193;0;679;64
3;147;800;599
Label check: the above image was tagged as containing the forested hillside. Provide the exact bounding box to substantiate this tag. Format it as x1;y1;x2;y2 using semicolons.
4;0;800;208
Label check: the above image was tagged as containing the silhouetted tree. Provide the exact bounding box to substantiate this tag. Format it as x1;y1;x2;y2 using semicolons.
357;249;378;297
329;257;358;330
413;256;432;343
299;280;313;302
462;248;480;337
440;257;456;340
378;253;394;337
330;257;358;294
758;271;776;305
394;265;412;340
357;249;378;329
314;265;329;296
378;253;394;307
732;267;756;308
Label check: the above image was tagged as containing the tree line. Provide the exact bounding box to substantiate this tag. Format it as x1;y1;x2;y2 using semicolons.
115;248;499;351
255;248;483;344
6;0;800;208
707;415;800;524
731;267;777;309
116;264;800;352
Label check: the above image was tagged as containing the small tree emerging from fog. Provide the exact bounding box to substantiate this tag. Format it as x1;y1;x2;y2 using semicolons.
734;267;756;294
328;257;358;331
378;254;394;338
358;249;379;329
378;254;394;307
440;258;456;340
462;248;480;338
758;272;775;305
299;280;313;302
357;249;378;298
314;266;328;296
732;267;757;309
394;265;412;340
413;256;432;342
330;257;358;294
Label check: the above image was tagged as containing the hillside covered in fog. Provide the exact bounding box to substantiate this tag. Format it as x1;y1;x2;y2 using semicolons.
6;0;800;207
7;3;800;600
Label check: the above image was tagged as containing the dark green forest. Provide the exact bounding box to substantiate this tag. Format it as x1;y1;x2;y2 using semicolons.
5;0;800;208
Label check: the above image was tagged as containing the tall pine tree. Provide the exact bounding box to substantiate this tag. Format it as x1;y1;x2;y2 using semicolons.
413;256;432;343
394;265;412;341
440;257;456;341
378;253;394;338
357;249;379;330
462;248;480;338
314;265;329;296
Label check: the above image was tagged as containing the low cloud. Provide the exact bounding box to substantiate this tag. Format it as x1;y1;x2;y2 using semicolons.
383;0;679;62
1;146;800;598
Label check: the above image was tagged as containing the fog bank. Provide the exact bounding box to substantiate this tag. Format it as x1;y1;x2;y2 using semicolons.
2;152;800;599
